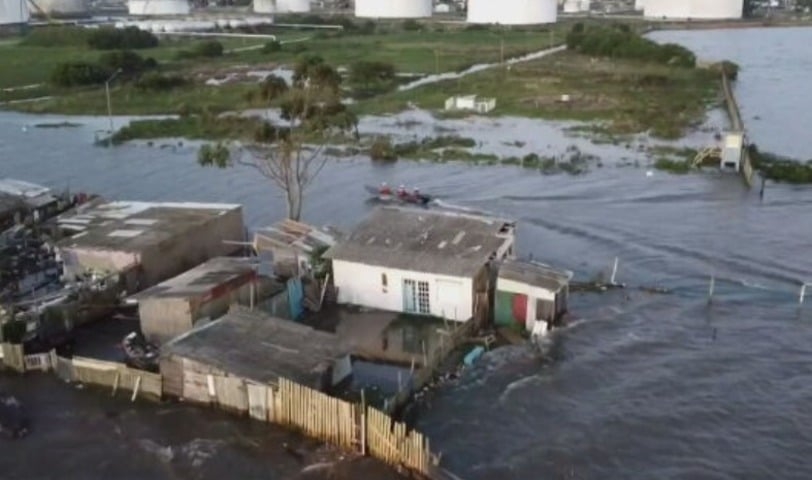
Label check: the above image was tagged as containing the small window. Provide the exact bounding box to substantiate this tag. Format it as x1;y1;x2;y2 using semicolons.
381;273;388;287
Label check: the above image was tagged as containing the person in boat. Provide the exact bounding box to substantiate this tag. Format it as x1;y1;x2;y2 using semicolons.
412;187;421;201
379;182;392;196
397;184;407;198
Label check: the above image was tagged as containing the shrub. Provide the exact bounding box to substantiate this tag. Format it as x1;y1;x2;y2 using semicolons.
50;61;110;87
176;40;224;59
135;72;188;91
566;25;696;68
348;60;397;98
369;137;397;161
402;19;422;31
87;27;159;50
262;40;282;53
98;50;157;75
20;26;90;47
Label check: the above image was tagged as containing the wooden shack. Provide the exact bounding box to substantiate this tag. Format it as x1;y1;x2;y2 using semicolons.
130;257;285;344
253;219;340;278
159;308;352;405
495;260;573;333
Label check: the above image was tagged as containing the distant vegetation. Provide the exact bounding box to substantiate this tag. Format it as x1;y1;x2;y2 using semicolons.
566;23;696;68
50;61;110;87
749;145;812;184
348;60;397;99
20;26;91;47
51;50;159;87
176;40;225;59
87;27;159;50
134;72;189;92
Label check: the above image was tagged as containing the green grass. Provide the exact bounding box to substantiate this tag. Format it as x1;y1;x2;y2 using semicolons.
112;114;267;144
355;51;721;139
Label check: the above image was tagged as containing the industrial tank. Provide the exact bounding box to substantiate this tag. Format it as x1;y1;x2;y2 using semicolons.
28;0;89;17
253;0;273;14
645;0;742;19
128;0;190;16
634;0;645;10
562;0;588;13
467;0;557;24
0;0;29;24
355;0;432;18
276;0;309;12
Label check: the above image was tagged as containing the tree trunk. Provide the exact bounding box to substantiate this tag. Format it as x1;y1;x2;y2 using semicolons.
286;180;303;221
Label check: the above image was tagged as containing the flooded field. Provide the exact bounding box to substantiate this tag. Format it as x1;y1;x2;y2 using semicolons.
1;26;812;480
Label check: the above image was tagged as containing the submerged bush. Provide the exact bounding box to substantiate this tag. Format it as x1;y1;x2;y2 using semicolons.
135;72;188;91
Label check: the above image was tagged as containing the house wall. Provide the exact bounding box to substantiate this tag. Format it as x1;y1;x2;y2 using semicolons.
139;297;192;344
57;247;140;280
332;260;474;322
138;208;245;289
495;277;559;331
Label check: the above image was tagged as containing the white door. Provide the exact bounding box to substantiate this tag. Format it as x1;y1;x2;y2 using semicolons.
436;279;463;320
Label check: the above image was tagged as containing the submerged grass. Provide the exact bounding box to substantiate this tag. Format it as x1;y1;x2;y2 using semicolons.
355;51;720;139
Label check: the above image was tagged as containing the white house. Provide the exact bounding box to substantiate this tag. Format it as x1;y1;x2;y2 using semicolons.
445;95;497;114
495;260;573;334
323;207;516;322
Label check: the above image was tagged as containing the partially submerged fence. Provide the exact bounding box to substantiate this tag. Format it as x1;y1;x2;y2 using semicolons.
0;345;162;400
1;344;442;478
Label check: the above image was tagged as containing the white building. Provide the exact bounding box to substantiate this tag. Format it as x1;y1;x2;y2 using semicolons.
355;0;432;18
634;0;645;11
128;0;190;16
253;0;274;14
644;0;743;19
28;0;88;17
445;95;496;114
324;207;516;323
495;260;572;335
0;0;29;25
276;0;309;12
467;0;557;24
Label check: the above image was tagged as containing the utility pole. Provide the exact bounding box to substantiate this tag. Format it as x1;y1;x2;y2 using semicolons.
105;68;123;146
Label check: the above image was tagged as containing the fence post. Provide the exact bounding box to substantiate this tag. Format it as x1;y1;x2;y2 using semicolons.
708;275;715;305
112;371;120;396
421;341;428;367
131;375;142;402
360;389;367;456
610;257;619;285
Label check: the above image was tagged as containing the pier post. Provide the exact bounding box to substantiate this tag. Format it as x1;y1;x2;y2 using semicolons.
360;389;366;456
610;257;619;285
800;284;807;306
131;376;142;402
708;276;716;305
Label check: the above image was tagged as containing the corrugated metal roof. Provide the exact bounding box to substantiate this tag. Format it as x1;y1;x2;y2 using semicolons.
324;206;515;278
0;178;51;199
498;260;572;293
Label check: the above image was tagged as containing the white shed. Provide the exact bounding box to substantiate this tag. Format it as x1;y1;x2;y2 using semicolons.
323;207;516;323
445;95;496;114
495;260;572;333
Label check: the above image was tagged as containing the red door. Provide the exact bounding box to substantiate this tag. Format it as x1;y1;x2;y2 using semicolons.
512;294;528;326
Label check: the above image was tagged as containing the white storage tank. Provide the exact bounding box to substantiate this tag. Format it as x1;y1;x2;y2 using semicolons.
355;0;432;18
253;0;273;14
0;0;29;25
645;0;742;19
128;0;190;16
468;0;557;24
634;0;645;11
562;0;588;13
276;0;309;12
28;0;88;17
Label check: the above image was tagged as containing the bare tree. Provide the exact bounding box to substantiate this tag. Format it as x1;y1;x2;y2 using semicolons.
199;58;358;221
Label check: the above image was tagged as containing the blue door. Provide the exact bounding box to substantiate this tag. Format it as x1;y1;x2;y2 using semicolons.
402;279;417;313
287;277;304;320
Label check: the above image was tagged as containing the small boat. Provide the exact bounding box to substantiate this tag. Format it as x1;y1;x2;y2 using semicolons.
0;393;29;439
121;331;159;373
364;185;433;206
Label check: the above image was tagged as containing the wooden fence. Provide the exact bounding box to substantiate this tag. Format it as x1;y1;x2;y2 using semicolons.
1;344;441;479
0;345;161;401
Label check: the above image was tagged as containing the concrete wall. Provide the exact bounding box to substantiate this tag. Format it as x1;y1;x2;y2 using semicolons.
57;247;140;281
332;260;474;322
140;297;192;344
139;207;245;289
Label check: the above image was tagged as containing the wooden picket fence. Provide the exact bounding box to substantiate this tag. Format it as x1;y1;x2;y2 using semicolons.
0;344;161;401
2;343;441;479
367;406;431;474
276;377;358;450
